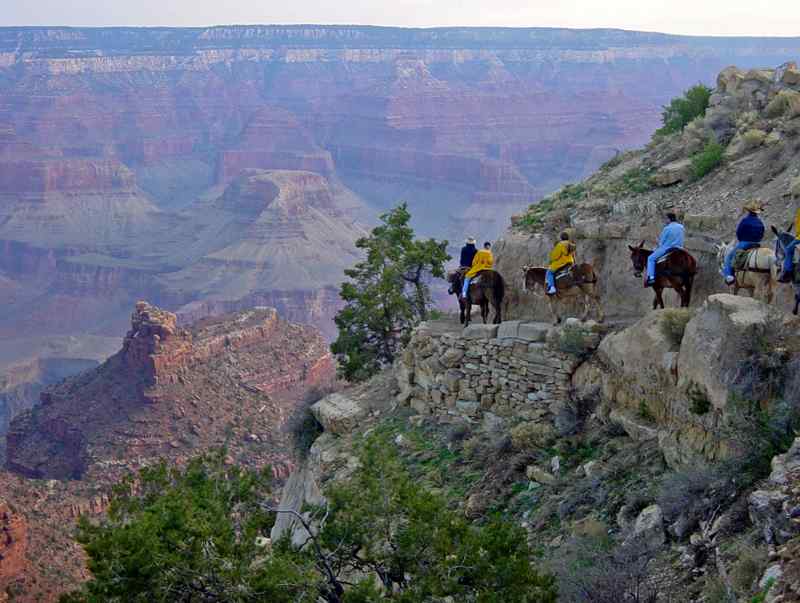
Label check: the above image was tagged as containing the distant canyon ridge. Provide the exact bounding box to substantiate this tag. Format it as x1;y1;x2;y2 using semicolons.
1;25;799;421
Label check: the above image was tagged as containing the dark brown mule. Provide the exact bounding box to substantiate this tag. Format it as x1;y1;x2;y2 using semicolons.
522;264;604;324
447;269;505;326
628;242;697;309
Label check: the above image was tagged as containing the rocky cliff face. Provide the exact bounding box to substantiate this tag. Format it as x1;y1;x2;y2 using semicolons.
0;499;28;597
0;301;336;601
5;301;335;481
2;26;799;385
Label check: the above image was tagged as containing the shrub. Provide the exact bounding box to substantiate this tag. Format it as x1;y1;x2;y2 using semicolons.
766;89;800;119
62;438;558;603
688;384;712;415
742;128;767;150
731;544;767;594
510;421;556;450
638;401;655;423
656;84;712;136
659;308;693;348
691;140;724;179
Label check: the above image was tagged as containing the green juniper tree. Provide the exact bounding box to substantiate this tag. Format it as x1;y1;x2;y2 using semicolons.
331;203;450;381
61;438;557;603
656;83;712;135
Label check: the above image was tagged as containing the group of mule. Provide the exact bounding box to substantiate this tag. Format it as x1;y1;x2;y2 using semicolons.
447;228;800;326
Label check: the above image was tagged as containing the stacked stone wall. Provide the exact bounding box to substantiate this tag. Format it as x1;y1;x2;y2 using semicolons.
397;319;603;426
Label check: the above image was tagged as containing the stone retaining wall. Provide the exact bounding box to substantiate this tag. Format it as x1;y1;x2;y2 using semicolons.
397;319;604;426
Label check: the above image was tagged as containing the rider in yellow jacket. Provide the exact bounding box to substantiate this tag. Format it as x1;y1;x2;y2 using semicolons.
546;232;575;295
461;241;493;299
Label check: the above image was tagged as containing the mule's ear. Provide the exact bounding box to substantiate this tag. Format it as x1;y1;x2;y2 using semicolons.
639;240;645;248
771;225;779;236
628;245;635;251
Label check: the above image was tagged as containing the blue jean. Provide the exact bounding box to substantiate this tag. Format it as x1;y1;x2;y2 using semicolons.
546;270;556;290
646;245;671;280
783;239;800;275
461;276;472;298
723;241;760;278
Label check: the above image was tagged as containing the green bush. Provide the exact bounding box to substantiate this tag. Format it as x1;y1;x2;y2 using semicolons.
691;141;724;179
656;84;712;136
62;439;558;603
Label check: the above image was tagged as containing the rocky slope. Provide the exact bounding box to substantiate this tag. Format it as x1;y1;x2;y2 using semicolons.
2;26;800;394
497;62;800;322
277;297;800;602
0;301;336;601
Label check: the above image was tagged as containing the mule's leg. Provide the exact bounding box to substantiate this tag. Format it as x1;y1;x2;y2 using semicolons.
493;299;502;325
481;300;489;324
674;284;686;308
459;300;465;325
655;287;665;310
766;280;774;305
464;300;472;327
794;291;800;315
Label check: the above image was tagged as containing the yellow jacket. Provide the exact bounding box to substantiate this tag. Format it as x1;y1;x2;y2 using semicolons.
466;249;494;278
794;208;800;236
549;240;575;272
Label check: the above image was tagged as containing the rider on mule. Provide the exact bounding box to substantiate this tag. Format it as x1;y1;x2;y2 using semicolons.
460;237;478;269
778;198;800;283
546;231;576;295
645;212;685;287
722;200;765;285
449;237;479;295
461;241;493;300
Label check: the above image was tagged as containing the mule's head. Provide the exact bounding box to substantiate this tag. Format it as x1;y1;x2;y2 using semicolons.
446;269;462;296
772;225;793;260
627;240;647;278
715;241;732;267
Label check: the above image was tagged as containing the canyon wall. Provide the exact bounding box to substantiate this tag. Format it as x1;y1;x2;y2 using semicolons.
1;26;799;404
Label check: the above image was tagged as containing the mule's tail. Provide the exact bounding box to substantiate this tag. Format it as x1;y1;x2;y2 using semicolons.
684;272;695;307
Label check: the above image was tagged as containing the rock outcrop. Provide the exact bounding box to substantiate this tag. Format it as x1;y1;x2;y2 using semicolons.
6;301;336;481
583;295;800;467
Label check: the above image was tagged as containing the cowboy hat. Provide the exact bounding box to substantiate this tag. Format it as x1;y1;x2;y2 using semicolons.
742;199;764;214
465;236;476;244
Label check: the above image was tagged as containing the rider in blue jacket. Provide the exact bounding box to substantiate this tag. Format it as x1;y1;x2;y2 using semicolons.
646;212;685;286
722;200;765;285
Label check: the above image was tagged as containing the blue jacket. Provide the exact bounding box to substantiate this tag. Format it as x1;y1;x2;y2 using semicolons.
736;213;765;243
460;244;477;267
658;222;685;249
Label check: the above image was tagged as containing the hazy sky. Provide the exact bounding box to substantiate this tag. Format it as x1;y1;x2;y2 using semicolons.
2;0;799;37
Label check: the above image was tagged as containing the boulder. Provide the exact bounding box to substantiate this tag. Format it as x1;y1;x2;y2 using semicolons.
652;158;692;187
632;504;665;547
311;393;367;436
270;463;326;547
677;295;773;411
526;465;557;485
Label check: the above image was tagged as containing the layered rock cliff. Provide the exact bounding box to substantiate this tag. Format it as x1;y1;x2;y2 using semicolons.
5;301;336;481
0;300;336;601
2;26;800;388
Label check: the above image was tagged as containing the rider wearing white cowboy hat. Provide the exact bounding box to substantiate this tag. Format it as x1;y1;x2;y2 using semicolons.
722;199;765;285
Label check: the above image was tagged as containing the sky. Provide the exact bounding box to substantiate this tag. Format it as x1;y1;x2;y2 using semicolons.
1;0;799;37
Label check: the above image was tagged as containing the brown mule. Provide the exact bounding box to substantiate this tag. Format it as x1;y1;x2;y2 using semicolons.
522;264;604;325
447;269;505;326
628;242;697;309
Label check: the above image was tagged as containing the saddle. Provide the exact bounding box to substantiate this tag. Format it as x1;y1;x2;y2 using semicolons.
654;248;692;277
734;247;770;273
656;248;680;265
553;265;589;290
